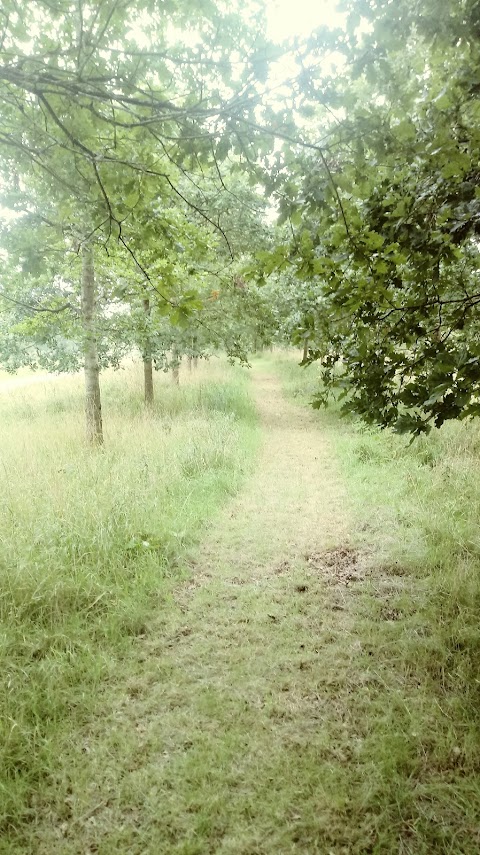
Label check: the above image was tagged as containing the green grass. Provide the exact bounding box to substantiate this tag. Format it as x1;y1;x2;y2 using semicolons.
0;361;258;844
4;354;480;854
274;353;480;853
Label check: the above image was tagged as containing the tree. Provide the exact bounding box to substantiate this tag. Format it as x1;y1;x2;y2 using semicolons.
258;0;480;434
0;0;281;440
81;242;103;442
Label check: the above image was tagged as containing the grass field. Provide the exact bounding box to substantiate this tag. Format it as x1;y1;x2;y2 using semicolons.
0;367;36;382
2;354;480;854
0;360;258;846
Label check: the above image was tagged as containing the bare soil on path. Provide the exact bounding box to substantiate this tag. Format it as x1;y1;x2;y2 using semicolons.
35;366;377;855
193;367;351;583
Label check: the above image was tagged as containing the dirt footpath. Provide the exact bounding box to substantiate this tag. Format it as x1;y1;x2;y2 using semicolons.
32;366;370;855
195;368;351;580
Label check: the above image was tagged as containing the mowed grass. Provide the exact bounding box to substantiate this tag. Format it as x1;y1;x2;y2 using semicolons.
0;360;258;845
4;354;480;854
276;354;480;853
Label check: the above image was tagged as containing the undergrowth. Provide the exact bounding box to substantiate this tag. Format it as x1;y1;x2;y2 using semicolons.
0;361;257;841
275;353;480;853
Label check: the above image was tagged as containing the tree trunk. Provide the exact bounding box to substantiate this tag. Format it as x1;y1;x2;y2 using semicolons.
187;356;193;373
191;335;199;370
143;297;154;406
144;357;154;405
172;348;180;385
81;243;103;445
302;338;309;362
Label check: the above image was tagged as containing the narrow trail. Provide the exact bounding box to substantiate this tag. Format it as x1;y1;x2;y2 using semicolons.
39;367;372;854
192;368;350;582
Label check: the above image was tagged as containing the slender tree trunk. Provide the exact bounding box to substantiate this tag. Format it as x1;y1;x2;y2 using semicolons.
171;346;181;385
190;336;199;370
81;243;103;445
187;356;193;373
144;357;154;405
302;338;309;362
143;297;154;406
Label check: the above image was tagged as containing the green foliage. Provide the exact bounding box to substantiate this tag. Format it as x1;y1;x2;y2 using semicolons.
0;0;280;384
6;0;480;434
258;0;480;433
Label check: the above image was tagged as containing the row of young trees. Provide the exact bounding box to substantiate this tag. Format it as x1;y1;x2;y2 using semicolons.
0;0;283;441
1;0;479;440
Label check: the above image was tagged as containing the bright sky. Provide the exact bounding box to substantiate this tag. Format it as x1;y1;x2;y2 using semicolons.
266;0;345;41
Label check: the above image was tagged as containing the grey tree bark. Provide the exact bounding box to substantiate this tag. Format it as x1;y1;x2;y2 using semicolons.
81;243;103;445
143;297;154;406
172;347;180;385
190;335;199;370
